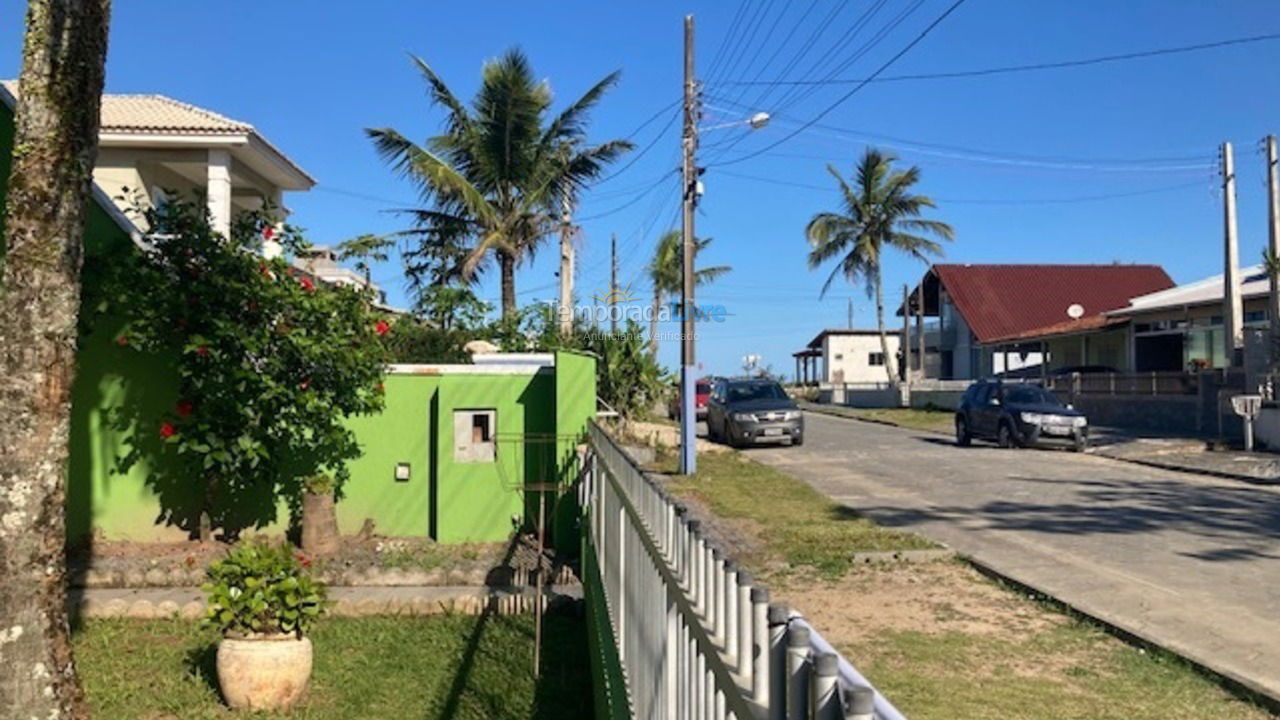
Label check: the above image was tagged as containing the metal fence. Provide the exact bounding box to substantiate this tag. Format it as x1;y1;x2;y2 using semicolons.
1042;371;1199;396
582;421;906;720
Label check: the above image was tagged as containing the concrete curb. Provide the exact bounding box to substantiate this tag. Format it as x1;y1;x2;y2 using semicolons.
70;585;583;620
1090;450;1280;486
961;555;1280;713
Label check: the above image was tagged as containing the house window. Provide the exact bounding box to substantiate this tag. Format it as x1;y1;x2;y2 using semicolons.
868;352;885;366
454;409;496;463
833;353;844;360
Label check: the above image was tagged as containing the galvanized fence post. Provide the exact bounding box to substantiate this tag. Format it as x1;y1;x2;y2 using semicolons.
786;624;811;720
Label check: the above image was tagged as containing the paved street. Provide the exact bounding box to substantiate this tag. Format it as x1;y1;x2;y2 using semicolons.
746;412;1280;702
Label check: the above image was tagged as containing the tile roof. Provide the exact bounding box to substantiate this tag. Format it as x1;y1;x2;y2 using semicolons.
933;263;1174;345
986;313;1129;344
2;80;252;135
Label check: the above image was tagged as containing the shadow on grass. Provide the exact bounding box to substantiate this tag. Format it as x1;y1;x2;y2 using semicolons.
184;641;223;702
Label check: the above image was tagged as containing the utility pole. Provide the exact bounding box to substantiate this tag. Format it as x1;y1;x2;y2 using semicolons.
1266;135;1280;352
1222;141;1243;367
680;14;699;475
915;281;925;379
558;196;574;335
901;284;910;383
847;297;853;329
610;232;619;334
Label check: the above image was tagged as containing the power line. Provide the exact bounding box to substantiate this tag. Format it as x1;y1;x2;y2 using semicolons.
715;168;1212;204
715;31;1280;86
710;0;971;168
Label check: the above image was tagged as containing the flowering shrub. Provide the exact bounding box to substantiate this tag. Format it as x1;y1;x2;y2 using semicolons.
203;539;326;637
99;194;389;532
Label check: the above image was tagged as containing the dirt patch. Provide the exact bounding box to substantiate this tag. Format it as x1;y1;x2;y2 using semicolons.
771;560;1062;642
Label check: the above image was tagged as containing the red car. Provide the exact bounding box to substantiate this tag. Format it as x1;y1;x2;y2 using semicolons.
669;378;712;421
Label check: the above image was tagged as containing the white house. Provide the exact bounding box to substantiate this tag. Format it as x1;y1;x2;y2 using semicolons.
794;329;901;385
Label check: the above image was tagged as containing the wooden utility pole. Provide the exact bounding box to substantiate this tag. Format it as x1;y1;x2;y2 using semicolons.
0;2;111;717
1222;141;1243;367
1266;135;1280;352
679;14;698;475
610;232;618;333
557;196;574;335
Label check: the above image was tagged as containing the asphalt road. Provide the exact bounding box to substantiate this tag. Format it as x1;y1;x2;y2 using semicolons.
744;411;1280;702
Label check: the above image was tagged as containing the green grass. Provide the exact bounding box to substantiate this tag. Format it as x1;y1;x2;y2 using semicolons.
73;613;592;720
848;622;1270;720
848;406;955;433
667;450;934;576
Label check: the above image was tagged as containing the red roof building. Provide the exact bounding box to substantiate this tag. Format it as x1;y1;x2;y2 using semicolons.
902;264;1174;379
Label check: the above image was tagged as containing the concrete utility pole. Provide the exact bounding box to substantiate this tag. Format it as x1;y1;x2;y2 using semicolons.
847;297;853;329
901;284;910;383
610;232;619;333
558;196;575;335
1267;135;1280;348
680;14;699;475
1222;141;1244;367
915;281;925;379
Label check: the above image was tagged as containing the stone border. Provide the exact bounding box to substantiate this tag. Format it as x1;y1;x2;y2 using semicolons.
71;585;583;619
72;561;580;590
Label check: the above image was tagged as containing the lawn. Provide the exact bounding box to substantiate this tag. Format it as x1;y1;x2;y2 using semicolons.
809;404;955;434
662;450;1272;720
74;612;592;720
666;450;935;576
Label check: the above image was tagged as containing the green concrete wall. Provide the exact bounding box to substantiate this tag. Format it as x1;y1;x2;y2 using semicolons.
3;97;598;546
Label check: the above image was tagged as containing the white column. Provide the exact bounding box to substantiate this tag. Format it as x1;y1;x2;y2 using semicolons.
207;148;232;238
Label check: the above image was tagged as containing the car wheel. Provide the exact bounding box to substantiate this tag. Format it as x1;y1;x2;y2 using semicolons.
997;422;1017;449
792;434;804;447
708;420;720;442
1073;437;1088;453
955;416;972;447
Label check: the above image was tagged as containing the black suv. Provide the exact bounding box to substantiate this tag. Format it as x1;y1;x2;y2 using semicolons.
707;377;804;448
955;380;1088;451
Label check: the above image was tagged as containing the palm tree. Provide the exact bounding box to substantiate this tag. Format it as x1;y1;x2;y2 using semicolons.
366;50;632;321
337;233;392;286
647;230;731;355
806;149;954;384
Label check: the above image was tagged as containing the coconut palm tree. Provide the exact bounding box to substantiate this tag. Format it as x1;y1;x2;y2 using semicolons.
806;149;954;384
366;50;632;320
647;230;731;355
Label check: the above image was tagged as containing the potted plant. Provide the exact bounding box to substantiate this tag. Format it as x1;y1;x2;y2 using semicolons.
203;539;326;711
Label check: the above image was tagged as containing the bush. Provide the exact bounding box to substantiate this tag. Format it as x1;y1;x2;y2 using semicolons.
203;539;327;638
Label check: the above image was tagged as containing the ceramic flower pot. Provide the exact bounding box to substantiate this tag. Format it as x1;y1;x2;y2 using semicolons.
216;634;312;711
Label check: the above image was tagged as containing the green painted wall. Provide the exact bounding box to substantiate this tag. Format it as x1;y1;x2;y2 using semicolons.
2;97;598;546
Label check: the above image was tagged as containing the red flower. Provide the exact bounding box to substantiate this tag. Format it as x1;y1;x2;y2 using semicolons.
374;320;391;337
263;225;275;241
299;276;315;292
159;422;177;439
195;346;210;358
116;335;129;347
295;552;312;569
176;400;194;418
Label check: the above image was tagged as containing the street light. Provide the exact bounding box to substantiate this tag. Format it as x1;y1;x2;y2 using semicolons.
679;17;769;476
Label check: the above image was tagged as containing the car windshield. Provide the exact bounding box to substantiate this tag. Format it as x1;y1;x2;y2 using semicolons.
1003;385;1060;406
727;382;786;402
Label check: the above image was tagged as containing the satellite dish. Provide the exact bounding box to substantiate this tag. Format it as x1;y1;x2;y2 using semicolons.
1067;303;1085;320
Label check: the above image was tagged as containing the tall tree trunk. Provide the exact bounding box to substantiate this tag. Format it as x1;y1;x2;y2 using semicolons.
874;272;897;385
649;288;661;356
499;250;516;321
0;2;111;718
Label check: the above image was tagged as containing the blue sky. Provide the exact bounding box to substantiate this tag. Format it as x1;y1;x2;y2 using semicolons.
2;1;1278;377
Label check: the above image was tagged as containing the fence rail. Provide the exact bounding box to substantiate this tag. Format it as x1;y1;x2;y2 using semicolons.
1043;371;1199;396
582;421;906;720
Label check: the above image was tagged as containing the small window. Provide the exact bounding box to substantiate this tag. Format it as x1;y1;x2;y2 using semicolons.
868;352;885;366
833;353;843;360
454;409;496;463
